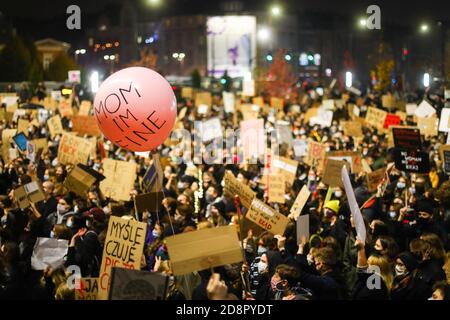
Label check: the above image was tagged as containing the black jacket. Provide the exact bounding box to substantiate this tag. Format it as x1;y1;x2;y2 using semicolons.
415;258;447;288
391;272;431;300
297;269;344;300
352;270;389;300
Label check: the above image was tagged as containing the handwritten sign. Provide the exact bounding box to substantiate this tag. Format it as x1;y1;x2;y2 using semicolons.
75;278;99;300
98;216;147;300
246;198;289;236
272;156;298;186
47;115;64;138
58;134;91;165
365;107;387;131
417;116;438;137
165;225;242;276
58;99;74;117
72;116;102;136
394;149;430;173
392;127;421;150
78;101;92;116
341;121;363;137
100;159;137;202
304;141;326;174
366;167;386;192
415;100;435;118
290;185;311;220
383;114;401;129
223;171;255;208
322;159;345;188
268;174;285;203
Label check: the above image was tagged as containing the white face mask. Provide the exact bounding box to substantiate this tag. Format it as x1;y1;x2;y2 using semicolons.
66;219;73;228
57;204;69;215
257;261;268;274
395;264;407;277
334;191;342;198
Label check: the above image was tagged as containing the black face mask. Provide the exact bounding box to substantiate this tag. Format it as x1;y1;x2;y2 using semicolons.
417;217;431;225
415;185;425;195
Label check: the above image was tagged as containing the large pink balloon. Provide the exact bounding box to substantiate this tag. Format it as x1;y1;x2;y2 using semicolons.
93;67;177;152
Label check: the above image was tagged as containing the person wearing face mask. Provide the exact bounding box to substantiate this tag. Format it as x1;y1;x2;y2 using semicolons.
321;201;347;249
269;264;310;300
36;181;57;219
45;195;74;236
391;252;431;300
372;235;399;262
410;201;448;244
204;185;223;219
253;250;284;300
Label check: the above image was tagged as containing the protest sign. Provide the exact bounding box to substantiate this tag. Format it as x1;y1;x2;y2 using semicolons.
270;97;284;109
195;92;212;107
361;158;373;174
100;159;137;202
134;191;164;213
17;119;29;136
406;104;417;116
165;225;242;276
58;99;74;117
6;103;17;114
322;159;345;188
296;214;310;245
14;181;45;209
223;92;235;113
275;122;293;145
75;278;99;300
109;267;168;300
239;103;259;120
290;185;311;220
246;198;289;235
322;99;335;110
37;109;49;124
365;107;387;131
1;95;18;107
293;140;308;158
392;127;421;150
382;95;395;109
196;118;222;142
383;114;401;129
304;108;318;124
309;109;333;128
47;115;64;138
304;141;327;174
58;133;91;165
417;116;438;137
272;156;298;186
342;166;366;243
440;145;450;175
181;87;194;99
2;128;17;146
243;80;255;97
26;141;36;162
341;121;363;137
366;167;386;192
78;100;92;116
13;109;26;122
438;108;450;133
43;97;58;110
252;97;265;108
64;164;105;196
268;174;285;203
415;100;435;118
32;138;48;154
240;119;265;161
394;149;430;173
327;151;362;174
31;237;68;270
98;216;147;299
223;171;255;208
71;116;102;136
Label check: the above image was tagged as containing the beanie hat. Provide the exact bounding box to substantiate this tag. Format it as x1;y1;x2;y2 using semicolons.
324;200;340;214
396;252;418;272
415;201;434;215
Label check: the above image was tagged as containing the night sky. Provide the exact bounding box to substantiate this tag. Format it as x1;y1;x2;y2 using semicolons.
1;0;450;42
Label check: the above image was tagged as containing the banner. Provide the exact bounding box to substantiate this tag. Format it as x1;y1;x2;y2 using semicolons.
72;116;102;136
98;216;147;299
58;134;91;165
75;278;99;300
290;185;311;220
246;198;289;235
165;225;242;276
223;171;255;208
394;149;430;173
240;119;265;161
100;159;137;202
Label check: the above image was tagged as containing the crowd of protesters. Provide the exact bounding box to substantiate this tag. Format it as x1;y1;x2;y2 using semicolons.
1;80;450;300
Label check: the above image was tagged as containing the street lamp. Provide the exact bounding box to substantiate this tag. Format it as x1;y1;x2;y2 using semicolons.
257;27;271;42
270;5;281;17
104;55;110;60
420;24;429;33
345;71;353;88
147;0;160;6
359;18;367;28
423;73;430;87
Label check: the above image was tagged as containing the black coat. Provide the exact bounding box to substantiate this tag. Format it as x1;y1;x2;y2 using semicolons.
297;269;344;300
391;272;431;300
415;259;447;288
352;270;389;300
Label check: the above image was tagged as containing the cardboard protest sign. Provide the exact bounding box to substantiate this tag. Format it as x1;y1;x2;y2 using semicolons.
195;92;212;107
58;99;74;117
304;141;327;174
165;225;242;276
394;149;430;173
246;198;289;235
366;167;386;192
440;145;450;175
406;104;417;116
17;119;29;136
323;159;345;188
392;127;422;150
47;115;64;138
252;97;264;108
31;237;68;271
78;100;92;116
100;159;137;202
272;156;298;186
365;107;387;131
304;108;318;124
270;97;284;109
64;164;105;196
341;121;363;137
2;129;17;146
342;166;366;243
58;134;91;165
290;185;311;220
296;214;309;245
42;97;57;110
134;191;164;213
223;92;235;113
98;216;147;299
196;118;222;142
327;151;362;174
322;100;335;110
438;108;450;133
181;87;194;99
1;95;18;107
415;100;435;118
12;109;26;122
417;116;439;137
75;278;99;300
383;114;401;129
71;116;102;136
242;80;255;97
14;181;45;209
109;267;168;300
268;174;285;203
240;119;265;161
382;95;395;109
223;171;255;208
32;138;48;154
